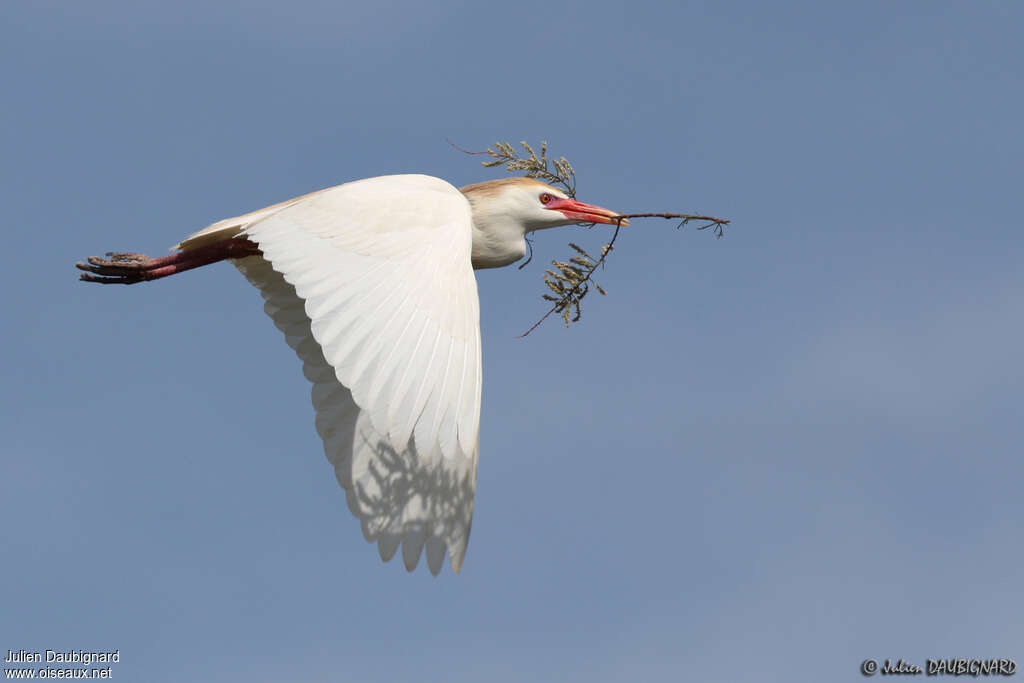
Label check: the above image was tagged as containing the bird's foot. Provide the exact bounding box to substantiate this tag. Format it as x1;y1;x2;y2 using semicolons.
77;252;164;284
93;252;152;266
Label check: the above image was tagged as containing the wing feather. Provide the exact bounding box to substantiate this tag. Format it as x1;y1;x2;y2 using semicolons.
228;175;481;574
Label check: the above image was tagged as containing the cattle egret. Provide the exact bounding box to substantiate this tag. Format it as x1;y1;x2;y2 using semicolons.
78;174;627;575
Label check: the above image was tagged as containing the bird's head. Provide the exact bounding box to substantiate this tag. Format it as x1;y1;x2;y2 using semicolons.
460;177;628;232
460;177;627;269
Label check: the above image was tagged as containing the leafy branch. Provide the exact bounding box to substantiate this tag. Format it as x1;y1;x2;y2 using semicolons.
448;139;577;197
522;238;615;337
452;139;731;336
520;210;730;337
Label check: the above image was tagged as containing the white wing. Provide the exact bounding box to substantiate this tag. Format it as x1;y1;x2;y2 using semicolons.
229;175;482;574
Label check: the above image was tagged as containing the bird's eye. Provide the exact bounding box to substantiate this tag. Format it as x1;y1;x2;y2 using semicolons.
540;193;552;205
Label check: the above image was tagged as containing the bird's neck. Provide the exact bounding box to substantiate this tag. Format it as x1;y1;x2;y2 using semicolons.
467;205;529;270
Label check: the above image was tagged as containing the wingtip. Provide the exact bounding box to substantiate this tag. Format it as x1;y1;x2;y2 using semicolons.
401;531;426;572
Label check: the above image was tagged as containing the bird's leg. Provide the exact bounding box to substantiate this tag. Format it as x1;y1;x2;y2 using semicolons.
77;238;261;285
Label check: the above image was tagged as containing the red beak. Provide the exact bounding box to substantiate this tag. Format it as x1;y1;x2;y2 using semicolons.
546;197;629;226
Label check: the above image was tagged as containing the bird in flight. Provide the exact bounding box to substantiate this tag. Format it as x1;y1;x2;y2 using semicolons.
78;174;627;575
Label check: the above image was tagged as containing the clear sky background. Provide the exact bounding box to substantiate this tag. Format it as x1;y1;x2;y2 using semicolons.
2;2;1022;681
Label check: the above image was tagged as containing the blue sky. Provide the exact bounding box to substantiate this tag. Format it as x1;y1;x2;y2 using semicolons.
2;1;1022;681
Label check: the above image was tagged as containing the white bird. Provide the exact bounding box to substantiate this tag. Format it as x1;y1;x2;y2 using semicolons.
78;174;627;574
